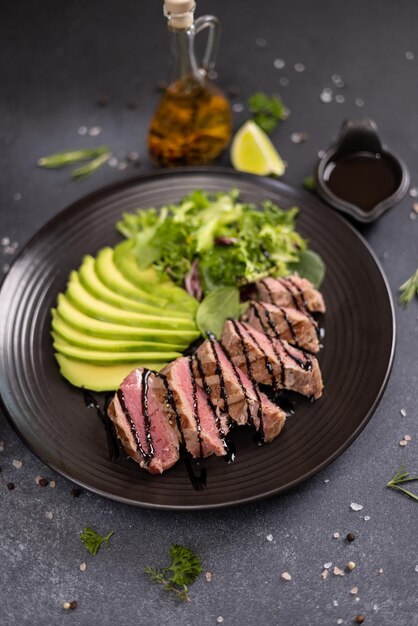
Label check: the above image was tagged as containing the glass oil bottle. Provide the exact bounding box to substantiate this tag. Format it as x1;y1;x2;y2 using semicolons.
148;0;232;166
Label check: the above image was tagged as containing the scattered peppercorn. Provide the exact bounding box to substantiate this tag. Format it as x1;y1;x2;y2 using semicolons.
227;85;241;98
70;488;81;497
7;482;15;490
355;616;365;624
347;561;356;571
38;477;49;487
63;601;78;610
346;532;356;542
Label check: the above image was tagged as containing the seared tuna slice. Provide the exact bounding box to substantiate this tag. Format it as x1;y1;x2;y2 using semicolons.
221;320;323;399
242;301;320;353
194;336;286;443
255;275;326;314
163;356;229;458
108;368;180;474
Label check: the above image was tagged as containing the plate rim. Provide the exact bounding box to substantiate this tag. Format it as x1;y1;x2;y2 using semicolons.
0;167;396;509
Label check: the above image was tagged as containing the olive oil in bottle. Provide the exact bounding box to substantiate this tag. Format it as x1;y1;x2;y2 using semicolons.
148;0;232;166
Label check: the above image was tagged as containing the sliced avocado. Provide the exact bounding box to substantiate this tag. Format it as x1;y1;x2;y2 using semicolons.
51;312;183;352
66;271;197;331
55;354;169;391
95;247;168;307
114;240;198;312
79;255;189;319
55;296;200;344
53;339;180;364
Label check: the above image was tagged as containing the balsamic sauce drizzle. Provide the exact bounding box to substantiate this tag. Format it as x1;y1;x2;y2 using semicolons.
157;371;207;491
117;373;154;465
188;355;204;458
219;339;256;429
230;319;265;440
280;277;320;341
194;352;229;454
83;390;120;461
248;305;286;387
240;320;280;390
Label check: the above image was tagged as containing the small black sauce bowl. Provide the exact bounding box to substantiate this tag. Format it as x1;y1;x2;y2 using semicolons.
315;119;410;223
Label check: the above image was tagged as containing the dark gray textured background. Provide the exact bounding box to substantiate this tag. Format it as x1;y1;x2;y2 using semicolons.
1;1;418;624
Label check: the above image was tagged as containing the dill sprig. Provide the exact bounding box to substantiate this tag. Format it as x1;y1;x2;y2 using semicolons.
387;465;418;503
399;269;418;306
144;544;202;602
80;527;114;555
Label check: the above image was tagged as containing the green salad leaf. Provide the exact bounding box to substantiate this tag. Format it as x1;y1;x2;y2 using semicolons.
116;190;317;296
289;249;325;288
196;287;241;337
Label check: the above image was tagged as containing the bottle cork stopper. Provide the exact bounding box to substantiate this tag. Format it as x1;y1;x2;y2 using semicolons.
164;0;195;29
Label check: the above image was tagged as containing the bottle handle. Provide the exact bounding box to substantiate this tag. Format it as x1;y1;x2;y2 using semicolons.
190;15;220;76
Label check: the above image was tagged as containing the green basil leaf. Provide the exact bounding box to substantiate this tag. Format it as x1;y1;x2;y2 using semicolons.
290;249;325;288
196;287;241;338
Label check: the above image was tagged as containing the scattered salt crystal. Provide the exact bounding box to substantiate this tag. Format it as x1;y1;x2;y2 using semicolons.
232;103;244;113
333;532;340;539
1;237;10;246
333;600;339;607
351;587;359;595
281;572;292;581
412;204;418;213
355;98;364;107
332;74;345;88
335;95;345;104
405;435;412;441
279;77;289;87
256;38;266;47
378;568;384;574
399;439;408;446
12;459;22;469
333;566;344;577
117;161;128;171
291;132;308;144
49;480;56;488
337;620;343;625
80;562;87;572
89;126;102;137
406;51;415;60
266;534;273;542
205;572;212;582
127;151;140;163
410;212;417;220
108;157;118;168
409;188;418;198
318;150;326;159
321;569;329;580
324;479;330;483
35;475;42;485
400;408;408;416
363;515;371;521
294;63;305;72
373;604;378;611
355;597;360;603
45;511;53;520
274;58;285;70
324;562;333;569
216;617;224;624
13;193;21;201
77;126;88;135
320;88;333;103
350;502;363;511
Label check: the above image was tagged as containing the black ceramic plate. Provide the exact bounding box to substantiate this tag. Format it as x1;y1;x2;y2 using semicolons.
0;169;395;509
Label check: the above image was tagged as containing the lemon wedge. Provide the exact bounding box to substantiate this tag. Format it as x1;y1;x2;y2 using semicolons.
231;120;286;176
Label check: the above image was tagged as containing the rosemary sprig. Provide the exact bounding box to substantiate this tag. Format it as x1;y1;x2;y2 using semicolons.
80;527;114;555
38;146;109;168
71;151;111;179
144;544;202;602
399;269;418;306
387;465;418;503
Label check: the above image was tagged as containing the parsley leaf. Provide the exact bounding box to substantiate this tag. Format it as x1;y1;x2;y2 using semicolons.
80;527;114;555
145;544;202;602
399;269;418;306
247;92;287;134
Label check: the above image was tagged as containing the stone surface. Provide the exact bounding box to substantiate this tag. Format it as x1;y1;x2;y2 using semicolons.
1;1;418;625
